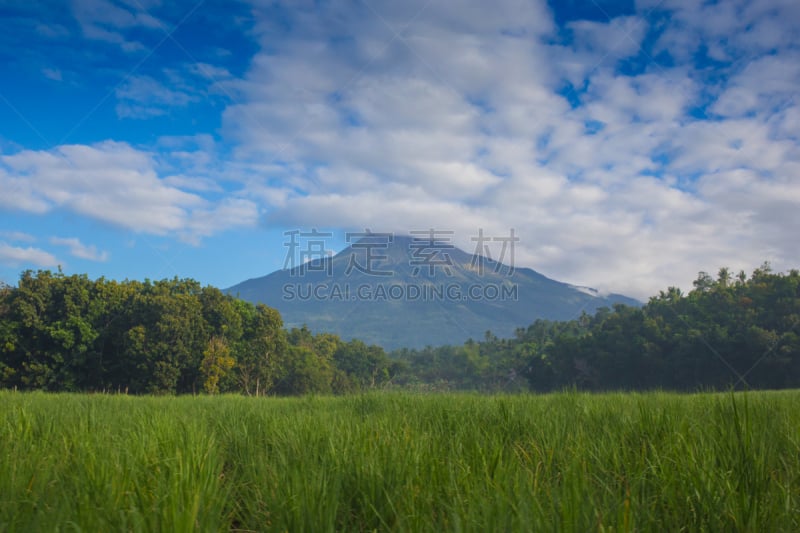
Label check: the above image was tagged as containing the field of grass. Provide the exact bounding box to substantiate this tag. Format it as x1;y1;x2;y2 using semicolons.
1;390;798;532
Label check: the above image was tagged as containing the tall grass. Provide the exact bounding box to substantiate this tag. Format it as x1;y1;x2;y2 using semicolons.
1;390;798;532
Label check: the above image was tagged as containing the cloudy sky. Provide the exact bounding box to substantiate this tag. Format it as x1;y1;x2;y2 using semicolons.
0;0;798;299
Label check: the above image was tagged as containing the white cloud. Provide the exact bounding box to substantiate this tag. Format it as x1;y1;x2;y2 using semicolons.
42;67;62;81
71;0;162;51
114;62;233;119
0;141;257;242
711;53;800;119
7;0;799;300
187;63;233;82
215;0;800;299
644;0;800;63
0;231;36;243
1;141;199;234
162;175;223;192
50;237;109;262
115;75;199;118
36;23;71;39
567;15;648;66
0;242;59;268
184;198;260;244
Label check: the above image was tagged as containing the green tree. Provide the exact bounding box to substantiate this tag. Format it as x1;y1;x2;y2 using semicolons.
201;336;235;394
235;303;285;395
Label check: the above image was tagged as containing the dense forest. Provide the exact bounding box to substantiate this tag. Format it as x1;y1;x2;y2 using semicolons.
1;264;798;394
0;270;395;395
393;264;800;391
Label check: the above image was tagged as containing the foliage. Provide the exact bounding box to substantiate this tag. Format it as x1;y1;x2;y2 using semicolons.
201;336;235;394
1;264;798;394
391;265;800;392
0;271;393;395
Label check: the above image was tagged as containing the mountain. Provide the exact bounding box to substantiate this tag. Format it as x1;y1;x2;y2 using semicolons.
226;234;640;350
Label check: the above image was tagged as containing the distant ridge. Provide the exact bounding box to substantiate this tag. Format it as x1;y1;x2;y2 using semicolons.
226;234;640;350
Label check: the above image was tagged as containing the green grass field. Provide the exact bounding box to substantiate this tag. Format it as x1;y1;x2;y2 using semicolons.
1;391;798;532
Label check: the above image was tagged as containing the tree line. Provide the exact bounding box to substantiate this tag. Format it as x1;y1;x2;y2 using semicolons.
391;264;800;391
0;270;395;395
1;263;798;394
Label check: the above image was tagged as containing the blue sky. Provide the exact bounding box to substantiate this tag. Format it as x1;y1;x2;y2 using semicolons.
1;0;799;299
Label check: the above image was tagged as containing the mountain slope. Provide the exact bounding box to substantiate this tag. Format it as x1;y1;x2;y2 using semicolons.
226;235;639;350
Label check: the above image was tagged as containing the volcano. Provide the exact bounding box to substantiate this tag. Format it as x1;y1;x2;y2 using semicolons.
226;233;639;350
